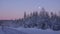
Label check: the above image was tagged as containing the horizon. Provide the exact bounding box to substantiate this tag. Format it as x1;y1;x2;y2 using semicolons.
0;0;60;20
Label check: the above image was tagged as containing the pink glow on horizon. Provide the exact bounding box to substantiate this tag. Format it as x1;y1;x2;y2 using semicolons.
0;15;23;20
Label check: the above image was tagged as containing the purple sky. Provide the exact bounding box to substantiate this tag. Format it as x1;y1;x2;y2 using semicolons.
0;0;60;20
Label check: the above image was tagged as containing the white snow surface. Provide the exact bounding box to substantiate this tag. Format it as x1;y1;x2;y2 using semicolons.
0;26;60;34
0;26;27;34
9;27;60;34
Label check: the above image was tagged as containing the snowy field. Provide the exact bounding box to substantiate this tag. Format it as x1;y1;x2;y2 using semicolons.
9;27;60;34
0;27;27;34
0;26;60;34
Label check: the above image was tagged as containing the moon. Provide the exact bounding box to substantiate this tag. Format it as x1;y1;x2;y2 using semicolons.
38;6;41;9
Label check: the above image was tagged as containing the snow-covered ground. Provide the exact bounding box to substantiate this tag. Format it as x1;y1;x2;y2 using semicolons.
0;26;60;34
9;27;60;34
0;27;27;34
